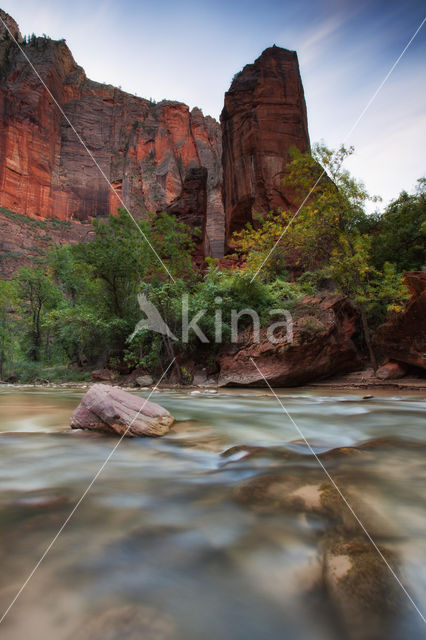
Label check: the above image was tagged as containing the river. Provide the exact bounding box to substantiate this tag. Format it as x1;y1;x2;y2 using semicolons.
0;387;425;639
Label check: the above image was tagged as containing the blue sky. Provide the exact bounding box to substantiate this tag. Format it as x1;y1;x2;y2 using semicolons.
2;0;425;209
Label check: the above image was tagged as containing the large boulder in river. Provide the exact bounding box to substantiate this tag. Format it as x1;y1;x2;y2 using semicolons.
70;384;174;437
218;294;362;386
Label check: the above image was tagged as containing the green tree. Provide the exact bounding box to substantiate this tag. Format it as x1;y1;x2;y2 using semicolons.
232;144;409;370
233;144;373;278
126;265;285;378
0;279;18;379
328;233;409;369
369;178;426;272
68;209;197;372
47;245;114;365
15;266;60;361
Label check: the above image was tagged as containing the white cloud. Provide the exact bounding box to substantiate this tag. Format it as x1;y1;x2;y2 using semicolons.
298;14;348;65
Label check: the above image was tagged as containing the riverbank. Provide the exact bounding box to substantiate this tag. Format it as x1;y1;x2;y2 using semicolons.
306;369;426;392
1;370;425;394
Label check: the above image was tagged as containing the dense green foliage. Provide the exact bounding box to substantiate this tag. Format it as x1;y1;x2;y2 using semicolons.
231;145;422;368
0;147;423;382
233;145;416;327
0;210;200;381
369;178;426;272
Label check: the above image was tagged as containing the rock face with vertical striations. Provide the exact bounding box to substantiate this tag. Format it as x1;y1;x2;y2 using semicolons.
0;12;312;265
0;12;225;258
221;46;310;244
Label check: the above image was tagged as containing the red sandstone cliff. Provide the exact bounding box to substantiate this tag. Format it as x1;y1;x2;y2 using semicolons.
221;46;310;244
0;11;224;257
0;10;313;265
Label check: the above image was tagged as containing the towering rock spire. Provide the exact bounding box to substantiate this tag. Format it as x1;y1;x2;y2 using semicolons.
221;46;310;244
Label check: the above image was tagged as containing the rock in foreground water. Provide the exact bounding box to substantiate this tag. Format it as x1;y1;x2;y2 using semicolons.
70;384;174;437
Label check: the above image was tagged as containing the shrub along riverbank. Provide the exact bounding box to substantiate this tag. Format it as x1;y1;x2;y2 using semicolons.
0;146;424;384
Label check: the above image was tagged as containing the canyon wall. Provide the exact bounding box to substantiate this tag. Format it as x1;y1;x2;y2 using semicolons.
0;11;224;257
221;46;310;243
0;10;312;264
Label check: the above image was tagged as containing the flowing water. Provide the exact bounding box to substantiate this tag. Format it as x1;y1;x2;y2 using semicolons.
0;387;425;640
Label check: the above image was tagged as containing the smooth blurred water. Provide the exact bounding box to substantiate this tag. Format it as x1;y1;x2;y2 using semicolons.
0;387;425;639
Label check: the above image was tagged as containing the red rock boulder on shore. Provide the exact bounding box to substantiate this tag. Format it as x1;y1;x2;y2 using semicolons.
375;360;407;380
91;369;115;382
217;295;361;387
374;272;426;371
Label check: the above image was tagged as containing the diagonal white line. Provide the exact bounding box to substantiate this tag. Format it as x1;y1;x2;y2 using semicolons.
0;357;176;625
249;357;426;624
250;15;426;282
0;16;175;283
344;16;426;141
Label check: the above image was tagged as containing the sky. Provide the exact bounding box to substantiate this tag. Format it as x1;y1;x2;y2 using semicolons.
2;0;425;209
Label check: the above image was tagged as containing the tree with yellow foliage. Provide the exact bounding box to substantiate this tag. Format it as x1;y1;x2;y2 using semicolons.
232;144;409;370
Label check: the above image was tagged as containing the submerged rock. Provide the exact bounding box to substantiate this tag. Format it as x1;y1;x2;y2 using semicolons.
168;420;229;453
74;603;177;640
233;459;409;638
234;472;326;515
322;534;405;640
70;384;174;437
222;441;373;464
